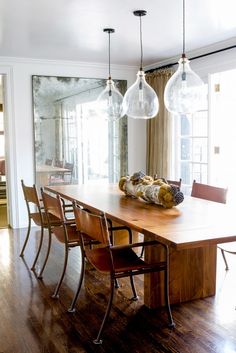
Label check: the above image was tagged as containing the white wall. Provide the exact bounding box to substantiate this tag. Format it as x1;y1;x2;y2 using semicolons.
0;57;147;228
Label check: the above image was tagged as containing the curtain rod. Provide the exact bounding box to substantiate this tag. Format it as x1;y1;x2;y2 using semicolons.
145;44;236;73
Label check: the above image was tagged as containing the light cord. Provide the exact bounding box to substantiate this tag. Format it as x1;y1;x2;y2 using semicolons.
182;0;185;55
108;31;111;78
139;15;143;70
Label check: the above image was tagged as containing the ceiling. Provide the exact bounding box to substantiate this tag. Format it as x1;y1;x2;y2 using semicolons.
1;0;236;68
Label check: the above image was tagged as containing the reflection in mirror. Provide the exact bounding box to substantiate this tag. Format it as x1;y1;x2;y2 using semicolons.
32;75;128;187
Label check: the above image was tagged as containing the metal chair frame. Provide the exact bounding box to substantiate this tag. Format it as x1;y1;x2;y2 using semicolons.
69;203;175;345
20;180;52;270
39;190;88;298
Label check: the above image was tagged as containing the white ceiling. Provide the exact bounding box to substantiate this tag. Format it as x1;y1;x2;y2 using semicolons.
1;0;236;68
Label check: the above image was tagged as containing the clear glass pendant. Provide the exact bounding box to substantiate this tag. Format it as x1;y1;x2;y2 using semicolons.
122;70;159;119
164;56;204;115
97;78;123;121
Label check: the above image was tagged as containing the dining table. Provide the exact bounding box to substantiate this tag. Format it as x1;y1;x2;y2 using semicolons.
45;183;236;309
36;164;70;186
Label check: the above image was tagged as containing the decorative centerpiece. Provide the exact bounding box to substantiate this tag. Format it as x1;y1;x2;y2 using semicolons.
119;171;184;208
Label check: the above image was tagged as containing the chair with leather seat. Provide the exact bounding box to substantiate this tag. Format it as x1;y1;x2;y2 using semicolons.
39;189;98;298
63;162;74;184
49;161;74;185
20;180;60;270
191;180;230;269
191;180;227;203
69;203;175;345
49;159;64;184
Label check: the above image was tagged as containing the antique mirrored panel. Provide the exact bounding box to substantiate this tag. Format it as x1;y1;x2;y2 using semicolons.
32;75;127;187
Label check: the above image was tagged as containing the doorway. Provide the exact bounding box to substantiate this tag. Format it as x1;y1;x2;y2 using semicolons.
0;75;8;228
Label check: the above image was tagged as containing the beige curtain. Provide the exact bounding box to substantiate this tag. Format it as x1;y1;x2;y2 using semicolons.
146;68;173;178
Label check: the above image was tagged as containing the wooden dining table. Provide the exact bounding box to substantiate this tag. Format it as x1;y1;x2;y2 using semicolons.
45;183;236;308
36;164;70;186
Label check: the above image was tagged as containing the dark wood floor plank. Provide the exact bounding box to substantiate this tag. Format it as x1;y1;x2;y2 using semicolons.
0;227;236;352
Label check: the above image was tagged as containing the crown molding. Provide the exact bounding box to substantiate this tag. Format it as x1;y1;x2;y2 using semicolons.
0;55;138;72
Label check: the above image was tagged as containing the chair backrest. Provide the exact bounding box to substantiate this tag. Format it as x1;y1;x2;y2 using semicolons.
64;162;74;172
54;159;64;168
41;189;64;222
191;180;228;204
21;180;41;208
45;158;53;166
73;203;110;246
21;180;44;226
167;178;182;188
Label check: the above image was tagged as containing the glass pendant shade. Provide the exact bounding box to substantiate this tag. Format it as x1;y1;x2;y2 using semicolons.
97;78;123;121
122;70;159;119
164;56;204;115
122;10;159;119
96;28;123;121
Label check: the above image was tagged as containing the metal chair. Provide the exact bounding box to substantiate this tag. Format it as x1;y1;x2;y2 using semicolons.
69;203;175;345
191;180;227;204
62;162;74;183
39;189;98;298
49;159;64;183
191;180;230;269
49;161;74;185
20;180;60;270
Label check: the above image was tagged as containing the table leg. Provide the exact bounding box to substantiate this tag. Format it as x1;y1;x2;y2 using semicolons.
144;244;217;308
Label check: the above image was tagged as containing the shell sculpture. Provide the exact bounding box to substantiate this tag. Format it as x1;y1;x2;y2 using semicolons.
119;171;184;209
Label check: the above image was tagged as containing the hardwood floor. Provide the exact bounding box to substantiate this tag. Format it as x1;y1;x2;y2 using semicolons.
0;227;236;353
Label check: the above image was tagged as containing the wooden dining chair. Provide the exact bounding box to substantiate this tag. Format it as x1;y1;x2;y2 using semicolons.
191;180;230;270
20;180;60;270
68;203;175;345
39;189;98;298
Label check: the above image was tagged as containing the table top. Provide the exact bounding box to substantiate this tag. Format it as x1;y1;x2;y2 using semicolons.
45;183;236;250
36;165;70;173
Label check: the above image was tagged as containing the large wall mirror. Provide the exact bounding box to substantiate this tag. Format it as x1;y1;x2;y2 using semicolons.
32;75;127;187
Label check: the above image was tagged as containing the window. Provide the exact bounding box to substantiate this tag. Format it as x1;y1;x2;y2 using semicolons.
174;84;208;194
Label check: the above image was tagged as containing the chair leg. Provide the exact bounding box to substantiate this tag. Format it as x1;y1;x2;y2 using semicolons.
107;220;120;289
52;243;69;299
19;218;31;257
37;229;52;279
127;227;132;244
140;246;144;259
114;278;120;288
220;249;229;270
68;247;85;313
164;267;175;328
31;226;44;270
129;275;139;301
93;277;115;345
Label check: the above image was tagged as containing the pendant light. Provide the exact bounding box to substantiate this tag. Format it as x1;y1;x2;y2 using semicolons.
96;28;123;121
122;10;159;119
164;0;204;115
